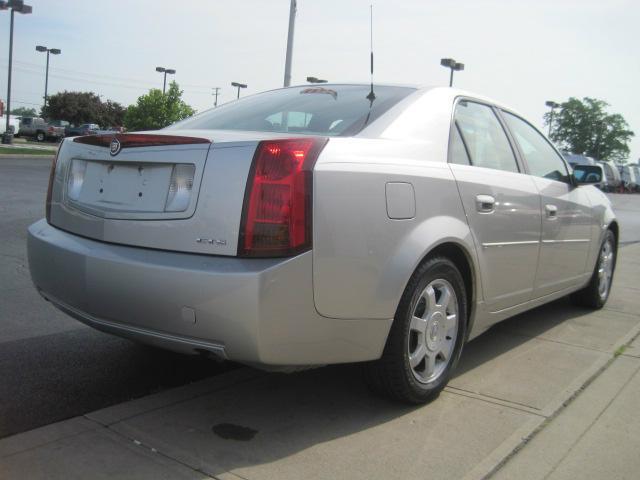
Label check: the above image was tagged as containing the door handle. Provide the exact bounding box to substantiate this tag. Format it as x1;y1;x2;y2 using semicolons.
545;204;558;219
476;194;495;213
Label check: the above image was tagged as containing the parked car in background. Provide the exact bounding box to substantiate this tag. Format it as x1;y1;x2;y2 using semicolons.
620;164;639;192
17;117;65;142
49;119;70;130
632;165;640;192
28;85;618;404
96;126;125;135
597;161;621;192
64;123;100;137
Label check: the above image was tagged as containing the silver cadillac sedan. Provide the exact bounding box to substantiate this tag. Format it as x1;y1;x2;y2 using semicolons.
28;84;617;403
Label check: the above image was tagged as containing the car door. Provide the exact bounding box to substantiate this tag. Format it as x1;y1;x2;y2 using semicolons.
449;100;542;312
500;111;593;297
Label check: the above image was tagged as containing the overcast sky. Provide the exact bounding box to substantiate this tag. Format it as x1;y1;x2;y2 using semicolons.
1;0;638;161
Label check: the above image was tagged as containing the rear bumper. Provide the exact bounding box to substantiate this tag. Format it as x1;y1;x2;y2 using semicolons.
27;219;392;366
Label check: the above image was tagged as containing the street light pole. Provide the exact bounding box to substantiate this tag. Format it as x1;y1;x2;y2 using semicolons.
283;0;296;87
306;76;327;84
545;101;560;137
1;0;33;144
231;82;247;99
155;67;176;94
440;58;464;87
36;45;61;110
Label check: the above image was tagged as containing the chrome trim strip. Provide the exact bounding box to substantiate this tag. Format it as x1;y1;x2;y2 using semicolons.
541;239;590;244
41;292;228;359
482;240;539;248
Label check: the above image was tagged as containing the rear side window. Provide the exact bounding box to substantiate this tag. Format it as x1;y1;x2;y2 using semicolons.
449;123;471;165
171;85;415;136
454;101;519;173
502;112;570;183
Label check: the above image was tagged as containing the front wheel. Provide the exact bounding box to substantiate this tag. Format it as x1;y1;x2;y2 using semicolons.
571;229;616;309
364;257;467;404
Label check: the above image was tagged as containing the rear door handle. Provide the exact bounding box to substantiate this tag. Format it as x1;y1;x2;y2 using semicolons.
545;204;558;219
476;194;495;213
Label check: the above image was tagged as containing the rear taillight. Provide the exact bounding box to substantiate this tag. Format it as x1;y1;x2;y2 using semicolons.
239;138;327;257
45;145;61;223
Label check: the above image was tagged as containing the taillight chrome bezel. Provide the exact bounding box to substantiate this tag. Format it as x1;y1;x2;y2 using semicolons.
238;137;328;258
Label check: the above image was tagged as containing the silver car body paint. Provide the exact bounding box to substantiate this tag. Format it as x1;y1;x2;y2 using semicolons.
28;86;617;368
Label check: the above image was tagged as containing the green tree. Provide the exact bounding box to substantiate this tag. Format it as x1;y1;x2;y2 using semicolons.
100;100;126;128
42;91;104;125
545;97;634;163
42;91;126;127
124;81;195;131
11;106;37;117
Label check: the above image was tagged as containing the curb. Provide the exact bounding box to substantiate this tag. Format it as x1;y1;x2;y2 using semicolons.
0;154;55;159
467;322;640;480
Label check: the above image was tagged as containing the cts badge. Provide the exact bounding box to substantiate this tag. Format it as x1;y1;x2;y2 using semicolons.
110;138;121;156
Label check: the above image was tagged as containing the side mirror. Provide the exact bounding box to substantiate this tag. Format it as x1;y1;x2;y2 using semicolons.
573;164;603;185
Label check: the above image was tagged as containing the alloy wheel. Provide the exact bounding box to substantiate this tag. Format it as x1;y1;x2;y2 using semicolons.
598;237;614;300
407;279;458;384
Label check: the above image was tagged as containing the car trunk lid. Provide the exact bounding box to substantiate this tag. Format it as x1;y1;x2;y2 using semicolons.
47;131;267;256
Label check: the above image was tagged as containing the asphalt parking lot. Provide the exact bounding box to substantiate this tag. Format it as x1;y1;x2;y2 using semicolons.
1;155;640;444
0;157;233;438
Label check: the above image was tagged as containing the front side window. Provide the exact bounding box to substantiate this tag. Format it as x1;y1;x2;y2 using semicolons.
171;85;415;137
454;101;519;173
502;111;570;183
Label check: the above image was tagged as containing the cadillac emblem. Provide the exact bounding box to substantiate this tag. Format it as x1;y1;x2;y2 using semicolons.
110;137;121;156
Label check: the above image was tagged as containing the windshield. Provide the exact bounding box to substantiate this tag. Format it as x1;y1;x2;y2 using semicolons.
171;84;415;136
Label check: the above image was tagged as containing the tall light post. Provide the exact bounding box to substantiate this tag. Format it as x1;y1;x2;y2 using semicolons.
1;0;33;144
545;100;560;137
155;66;176;94
306;76;327;84
231;82;247;99
283;0;297;87
35;45;61;110
440;58;464;87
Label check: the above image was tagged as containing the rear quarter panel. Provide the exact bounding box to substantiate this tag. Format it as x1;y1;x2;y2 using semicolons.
312;136;478;320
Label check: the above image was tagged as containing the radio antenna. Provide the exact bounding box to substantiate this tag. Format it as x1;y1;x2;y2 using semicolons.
366;4;376;102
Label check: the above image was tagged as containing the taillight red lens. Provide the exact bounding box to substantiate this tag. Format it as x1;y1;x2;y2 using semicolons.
239;137;327;257
45;145;61;223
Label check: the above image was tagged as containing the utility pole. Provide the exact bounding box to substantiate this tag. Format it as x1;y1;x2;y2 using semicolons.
1;0;33;144
283;0;296;87
212;87;221;107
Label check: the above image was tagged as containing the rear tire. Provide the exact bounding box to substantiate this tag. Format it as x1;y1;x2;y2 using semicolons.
364;256;467;404
571;229;616;309
36;132;45;142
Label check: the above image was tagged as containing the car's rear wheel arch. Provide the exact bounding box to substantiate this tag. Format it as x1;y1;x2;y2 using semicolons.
608;221;619;246
409;242;475;340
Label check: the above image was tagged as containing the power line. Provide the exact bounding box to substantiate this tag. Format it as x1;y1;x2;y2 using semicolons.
0;57;217;91
1;64;215;96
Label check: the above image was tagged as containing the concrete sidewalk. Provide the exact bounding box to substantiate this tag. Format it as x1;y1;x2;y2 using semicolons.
1;244;639;480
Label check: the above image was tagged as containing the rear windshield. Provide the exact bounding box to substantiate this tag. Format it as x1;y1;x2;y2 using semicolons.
171;85;415;136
